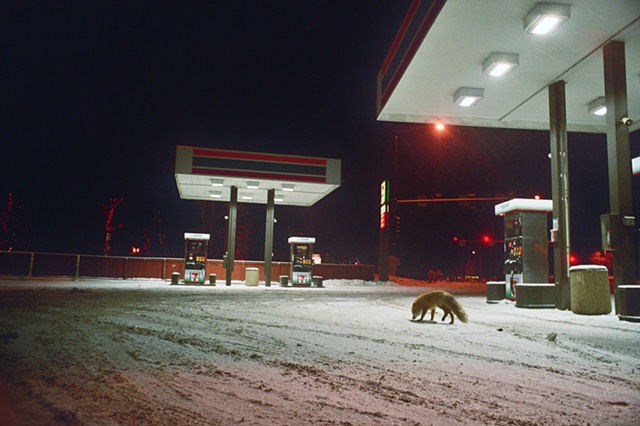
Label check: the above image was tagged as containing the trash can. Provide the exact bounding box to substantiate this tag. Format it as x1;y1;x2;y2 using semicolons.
618;285;640;321
570;265;611;315
279;275;289;287
171;272;180;285
486;281;506;303
515;283;556;308
209;274;216;286
245;268;259;286
312;276;323;288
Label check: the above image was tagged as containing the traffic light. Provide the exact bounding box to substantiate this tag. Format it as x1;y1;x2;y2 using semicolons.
453;236;466;247
482;235;495;246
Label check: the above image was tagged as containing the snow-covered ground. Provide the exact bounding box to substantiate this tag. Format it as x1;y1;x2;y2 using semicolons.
0;277;638;425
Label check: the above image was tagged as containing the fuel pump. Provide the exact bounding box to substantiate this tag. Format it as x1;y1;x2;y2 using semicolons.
183;233;210;283
495;199;552;299
288;236;315;286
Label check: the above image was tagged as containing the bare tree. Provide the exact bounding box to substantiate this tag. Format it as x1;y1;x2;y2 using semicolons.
102;197;124;256
140;210;168;257
0;193;29;251
141;226;151;256
190;201;226;258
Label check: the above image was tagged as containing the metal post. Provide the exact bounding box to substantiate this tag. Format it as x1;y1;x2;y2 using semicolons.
75;255;80;281
28;252;34;278
393;134;398;257
379;226;390;281
377;135;398;282
603;40;636;314
549;80;571;310
264;189;275;287
225;186;238;286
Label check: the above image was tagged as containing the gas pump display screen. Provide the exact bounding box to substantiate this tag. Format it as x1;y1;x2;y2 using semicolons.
293;245;312;270
185;240;207;267
504;215;523;239
187;241;205;252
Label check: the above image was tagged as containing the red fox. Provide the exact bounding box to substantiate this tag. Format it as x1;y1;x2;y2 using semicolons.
411;290;468;324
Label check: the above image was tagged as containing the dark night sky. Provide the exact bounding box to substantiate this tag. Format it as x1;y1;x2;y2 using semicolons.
2;1;639;279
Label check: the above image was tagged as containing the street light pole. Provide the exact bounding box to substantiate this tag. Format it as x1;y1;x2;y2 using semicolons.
379;134;399;281
393;134;398;256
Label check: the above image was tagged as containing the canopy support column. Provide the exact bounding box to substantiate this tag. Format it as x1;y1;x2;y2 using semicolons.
549;80;571;310
603;40;636;315
225;186;238;286
264;189;275;287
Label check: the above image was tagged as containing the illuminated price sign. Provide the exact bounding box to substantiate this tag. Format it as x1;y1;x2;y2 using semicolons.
380;204;389;229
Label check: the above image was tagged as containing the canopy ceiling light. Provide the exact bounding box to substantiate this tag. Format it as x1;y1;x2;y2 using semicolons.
240;193;253;200
210;178;224;187
274;194;285;202
524;3;571;35
482;52;519;77
209;190;222;198
588;97;607;116
246;181;260;189
282;183;295;192
453;87;484;107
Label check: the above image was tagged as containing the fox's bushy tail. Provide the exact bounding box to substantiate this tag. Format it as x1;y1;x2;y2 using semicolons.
444;294;468;323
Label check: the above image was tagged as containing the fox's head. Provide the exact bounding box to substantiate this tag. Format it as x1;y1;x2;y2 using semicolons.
411;302;422;320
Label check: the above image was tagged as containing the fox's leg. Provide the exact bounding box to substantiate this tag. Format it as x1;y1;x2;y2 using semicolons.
429;309;436;321
441;309;451;323
418;309;427;321
443;309;454;324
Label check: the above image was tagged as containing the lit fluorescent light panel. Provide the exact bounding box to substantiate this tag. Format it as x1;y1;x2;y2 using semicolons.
588;97;607;116
483;53;519;77
524;3;571;35
282;183;294;192
454;87;484;107
210;178;224;187
246;181;259;189
209;190;222;198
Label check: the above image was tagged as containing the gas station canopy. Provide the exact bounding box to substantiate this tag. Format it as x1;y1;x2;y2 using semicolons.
377;0;640;133
174;146;341;206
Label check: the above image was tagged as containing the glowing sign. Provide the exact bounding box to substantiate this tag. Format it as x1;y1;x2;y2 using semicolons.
380;180;389;206
380;204;389;229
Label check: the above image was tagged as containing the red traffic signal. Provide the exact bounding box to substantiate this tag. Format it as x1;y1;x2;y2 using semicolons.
482;235;495;246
